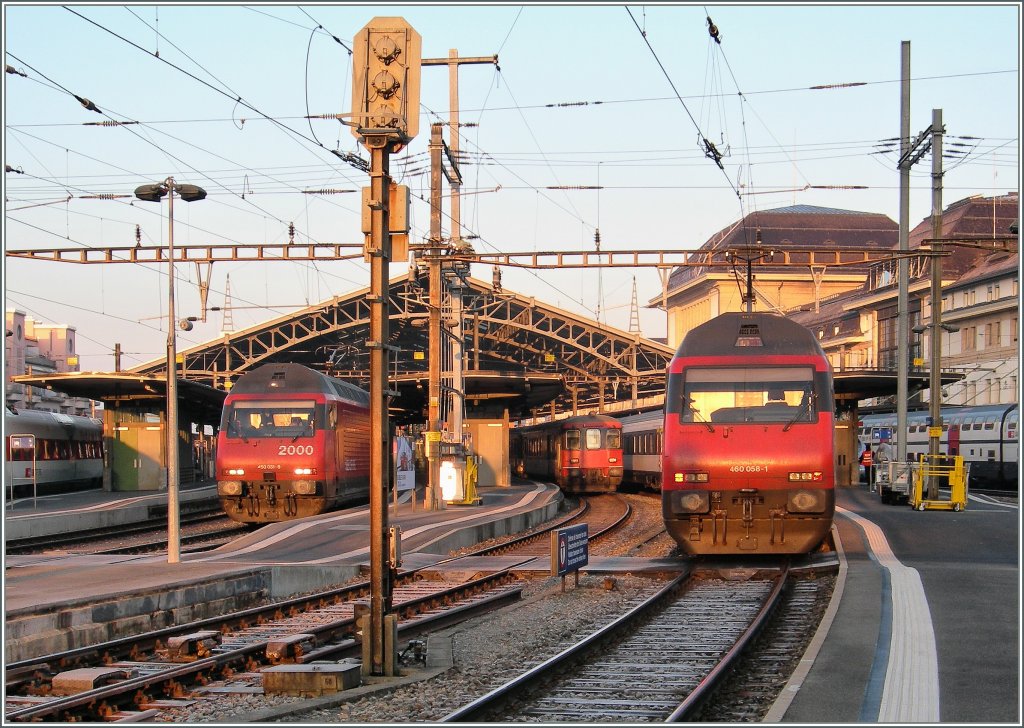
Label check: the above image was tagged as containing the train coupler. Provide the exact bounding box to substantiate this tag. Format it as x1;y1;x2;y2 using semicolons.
769;508;786;544
710;509;727;545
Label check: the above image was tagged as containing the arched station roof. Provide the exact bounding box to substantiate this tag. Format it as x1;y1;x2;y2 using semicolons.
129;276;675;423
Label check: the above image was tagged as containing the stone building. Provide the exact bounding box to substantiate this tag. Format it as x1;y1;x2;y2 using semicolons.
5;309;97;415
655;204;899;350
656;194;1018;412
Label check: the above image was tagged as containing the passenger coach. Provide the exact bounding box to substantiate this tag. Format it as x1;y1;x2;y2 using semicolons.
4;408;104;496
511;413;624;494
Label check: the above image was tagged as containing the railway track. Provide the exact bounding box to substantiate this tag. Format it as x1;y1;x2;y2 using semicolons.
468;492;632;558
442;567;788;722
4;570;525;722
4;489;641;722
4;502;227;555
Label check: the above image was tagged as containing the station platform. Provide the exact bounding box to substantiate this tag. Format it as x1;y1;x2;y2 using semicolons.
3;481;1019;723
3;480;221;541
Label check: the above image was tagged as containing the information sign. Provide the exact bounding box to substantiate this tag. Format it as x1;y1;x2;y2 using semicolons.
550;523;588;577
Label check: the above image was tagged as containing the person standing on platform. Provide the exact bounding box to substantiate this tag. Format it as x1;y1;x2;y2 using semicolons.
859;445;874;488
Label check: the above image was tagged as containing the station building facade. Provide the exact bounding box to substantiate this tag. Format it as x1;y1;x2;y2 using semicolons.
656;194;1020;411
5;309;98;416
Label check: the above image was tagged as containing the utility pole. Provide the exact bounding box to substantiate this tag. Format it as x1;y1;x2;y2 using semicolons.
927;108;945;499
419;52;496;508
896;40;911;464
427;123;444;511
422;51;498;243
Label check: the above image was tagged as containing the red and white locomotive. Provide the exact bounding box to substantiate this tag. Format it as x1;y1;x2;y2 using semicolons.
511;413;624;494
662;312;835;554
216;363;370;523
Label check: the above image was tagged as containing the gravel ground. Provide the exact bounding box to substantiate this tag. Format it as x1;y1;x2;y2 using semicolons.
183;573;669;723
155;493;680;723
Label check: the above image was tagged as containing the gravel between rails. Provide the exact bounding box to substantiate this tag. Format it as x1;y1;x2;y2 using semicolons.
154;493;678;723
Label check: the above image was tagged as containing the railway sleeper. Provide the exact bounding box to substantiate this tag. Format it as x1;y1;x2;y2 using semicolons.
265;633;317;663
163;630;223;662
50;666;133;695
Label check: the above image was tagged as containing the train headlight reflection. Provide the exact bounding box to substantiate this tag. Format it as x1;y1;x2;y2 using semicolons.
218;481;243;496
788;471;823;482
671;490;710;514
292;480;317;495
787;489;825;513
673;472;709;483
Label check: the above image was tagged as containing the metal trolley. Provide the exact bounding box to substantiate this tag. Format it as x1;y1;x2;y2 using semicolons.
908;454;970;511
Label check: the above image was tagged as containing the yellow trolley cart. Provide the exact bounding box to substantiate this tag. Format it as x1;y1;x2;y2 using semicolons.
909;454;969;511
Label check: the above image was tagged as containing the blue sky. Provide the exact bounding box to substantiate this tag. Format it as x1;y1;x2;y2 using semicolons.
4;2;1020;371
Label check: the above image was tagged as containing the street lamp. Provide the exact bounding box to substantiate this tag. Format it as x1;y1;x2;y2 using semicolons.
134;177;206;564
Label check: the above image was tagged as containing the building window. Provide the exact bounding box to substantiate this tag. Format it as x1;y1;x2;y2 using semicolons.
962;326;977;352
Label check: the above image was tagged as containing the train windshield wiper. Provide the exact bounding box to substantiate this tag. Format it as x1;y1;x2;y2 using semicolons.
783;393;815;432
686;404;714;433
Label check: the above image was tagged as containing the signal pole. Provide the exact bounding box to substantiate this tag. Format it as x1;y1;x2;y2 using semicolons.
352;16;421;677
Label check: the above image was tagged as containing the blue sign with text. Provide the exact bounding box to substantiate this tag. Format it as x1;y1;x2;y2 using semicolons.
551;523;588;576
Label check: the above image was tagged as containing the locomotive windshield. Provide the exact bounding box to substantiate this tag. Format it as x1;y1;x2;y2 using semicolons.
222;399;318;439
564;426;621;450
671;366;820;425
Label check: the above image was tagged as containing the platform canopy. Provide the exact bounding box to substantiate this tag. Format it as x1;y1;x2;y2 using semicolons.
12;372;227;425
833;369;963;404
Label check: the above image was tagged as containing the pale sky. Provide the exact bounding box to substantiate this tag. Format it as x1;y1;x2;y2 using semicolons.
4;2;1020;371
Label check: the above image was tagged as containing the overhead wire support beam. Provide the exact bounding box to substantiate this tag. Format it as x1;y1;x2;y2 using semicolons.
920;236;1017;252
5;243;365;264
8;244;936;270
447;246;923;270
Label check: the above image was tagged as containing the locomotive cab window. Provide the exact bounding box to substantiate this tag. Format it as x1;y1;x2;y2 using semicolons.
222;399;318;438
669;366;823;425
605;427;621;449
565;429;582;450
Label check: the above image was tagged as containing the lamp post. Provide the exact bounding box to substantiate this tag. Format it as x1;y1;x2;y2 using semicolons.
134;177;206;564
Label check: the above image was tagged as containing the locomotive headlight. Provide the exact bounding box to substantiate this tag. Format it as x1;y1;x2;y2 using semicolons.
292;480;317;495
788;471;823;482
673;472;709;483
218;480;243;496
787;489;825;513
671;490;710;514
293;467;316;475
226;468;246;476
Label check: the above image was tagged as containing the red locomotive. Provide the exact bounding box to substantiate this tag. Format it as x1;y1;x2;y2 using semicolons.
511;414;624;494
216;363;370;523
662;312;835;554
